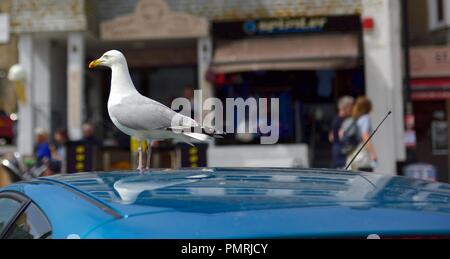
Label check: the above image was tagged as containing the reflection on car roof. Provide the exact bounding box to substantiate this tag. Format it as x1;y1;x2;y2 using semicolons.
43;168;450;215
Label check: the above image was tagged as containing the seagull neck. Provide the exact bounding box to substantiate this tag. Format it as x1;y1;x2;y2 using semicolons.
110;63;136;96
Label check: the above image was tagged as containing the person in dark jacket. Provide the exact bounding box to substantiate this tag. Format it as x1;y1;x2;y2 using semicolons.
82;123;101;147
329;96;354;168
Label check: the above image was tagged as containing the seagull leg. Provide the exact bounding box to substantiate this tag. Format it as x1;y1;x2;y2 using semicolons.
145;139;153;170
137;141;144;173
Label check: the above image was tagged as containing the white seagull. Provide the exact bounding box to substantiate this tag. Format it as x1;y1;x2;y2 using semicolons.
89;50;215;172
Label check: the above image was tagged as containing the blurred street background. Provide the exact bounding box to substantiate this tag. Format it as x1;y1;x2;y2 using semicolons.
0;0;448;182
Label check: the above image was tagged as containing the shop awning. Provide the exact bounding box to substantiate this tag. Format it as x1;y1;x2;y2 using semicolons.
211;34;360;73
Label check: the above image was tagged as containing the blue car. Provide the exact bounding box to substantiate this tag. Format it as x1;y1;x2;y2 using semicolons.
1;168;450;239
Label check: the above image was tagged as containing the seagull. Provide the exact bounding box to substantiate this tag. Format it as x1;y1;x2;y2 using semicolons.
88;50;217;172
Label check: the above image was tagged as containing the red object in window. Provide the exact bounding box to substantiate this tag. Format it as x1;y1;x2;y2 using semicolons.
215;73;226;86
0;115;14;141
362;17;375;31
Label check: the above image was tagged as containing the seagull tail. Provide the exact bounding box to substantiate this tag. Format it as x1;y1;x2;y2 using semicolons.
183;132;210;142
182;140;195;147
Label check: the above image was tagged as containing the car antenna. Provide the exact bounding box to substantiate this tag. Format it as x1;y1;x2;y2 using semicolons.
345;111;392;170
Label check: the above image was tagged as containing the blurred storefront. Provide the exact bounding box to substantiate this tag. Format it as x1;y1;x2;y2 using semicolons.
201;0;406;173
408;46;450;182
0;0;18;117
9;0;97;156
89;0;208;169
207;15;365;168
8;0;208;170
0;0;18;147
200;0;406;173
404;0;450;183
8;0;406;173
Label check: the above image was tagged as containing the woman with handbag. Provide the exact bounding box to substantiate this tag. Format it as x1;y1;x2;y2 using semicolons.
346;96;378;172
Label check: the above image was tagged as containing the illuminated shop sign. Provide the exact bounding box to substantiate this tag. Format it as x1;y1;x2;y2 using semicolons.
179;143;207;168
66;141;96;173
213;15;361;39
243;17;328;35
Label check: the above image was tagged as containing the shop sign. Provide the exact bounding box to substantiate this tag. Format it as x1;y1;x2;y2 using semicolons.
410;47;450;78
244;17;328;35
179;143;207;168
213;15;361;39
66;141;96;173
0;14;9;44
410;78;450;101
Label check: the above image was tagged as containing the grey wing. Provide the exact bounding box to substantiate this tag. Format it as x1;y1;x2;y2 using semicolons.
109;94;197;131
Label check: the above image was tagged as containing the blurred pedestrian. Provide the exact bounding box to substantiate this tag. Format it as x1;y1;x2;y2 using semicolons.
51;129;68;173
346;96;378;172
183;85;194;102
83;122;101;147
329;96;354;168
35;128;51;166
183;86;195;118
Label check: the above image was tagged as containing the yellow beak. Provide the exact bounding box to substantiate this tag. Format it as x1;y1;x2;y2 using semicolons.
88;59;102;68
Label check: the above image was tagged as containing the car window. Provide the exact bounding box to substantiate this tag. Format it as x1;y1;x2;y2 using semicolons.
0;198;22;234
4;203;52;239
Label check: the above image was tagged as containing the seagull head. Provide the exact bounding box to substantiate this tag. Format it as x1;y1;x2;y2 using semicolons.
89;50;126;69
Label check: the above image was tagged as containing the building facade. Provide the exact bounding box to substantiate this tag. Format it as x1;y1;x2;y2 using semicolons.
407;0;450;182
0;0;18;115
6;0;405;174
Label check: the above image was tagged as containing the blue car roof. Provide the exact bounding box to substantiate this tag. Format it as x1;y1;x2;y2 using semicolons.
3;168;450;238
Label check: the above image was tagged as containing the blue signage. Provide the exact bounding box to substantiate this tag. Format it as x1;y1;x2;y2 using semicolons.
243;17;328;35
213;15;361;39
